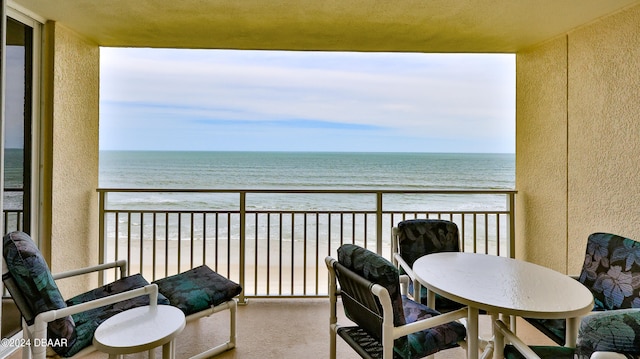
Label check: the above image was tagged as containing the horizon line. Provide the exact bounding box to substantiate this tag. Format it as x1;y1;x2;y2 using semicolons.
97;149;515;155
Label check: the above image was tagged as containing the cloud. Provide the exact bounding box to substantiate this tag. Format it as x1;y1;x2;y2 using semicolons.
100;48;515;152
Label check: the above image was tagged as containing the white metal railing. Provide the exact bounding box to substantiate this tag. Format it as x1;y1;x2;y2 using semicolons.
2;209;23;233
3;188;24;233
97;189;516;302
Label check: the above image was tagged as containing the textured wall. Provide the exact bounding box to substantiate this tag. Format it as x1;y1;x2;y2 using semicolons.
48;23;100;296
566;5;640;272
516;4;640;274
515;37;568;272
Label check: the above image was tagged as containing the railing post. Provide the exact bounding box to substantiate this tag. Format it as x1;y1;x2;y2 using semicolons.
98;190;107;285
239;191;247;304
376;192;383;255
508;192;516;259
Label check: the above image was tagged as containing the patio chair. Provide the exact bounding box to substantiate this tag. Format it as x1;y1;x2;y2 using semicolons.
2;231;241;359
326;243;468;359
391;219;465;312
523;232;640;346
498;308;640;359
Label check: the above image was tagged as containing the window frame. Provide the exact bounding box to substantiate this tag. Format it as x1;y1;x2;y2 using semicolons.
4;2;43;239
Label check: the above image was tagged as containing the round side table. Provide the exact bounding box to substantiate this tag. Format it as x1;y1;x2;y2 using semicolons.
93;305;186;359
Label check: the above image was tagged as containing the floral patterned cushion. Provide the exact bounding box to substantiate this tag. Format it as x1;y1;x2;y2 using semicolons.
396;219;460;267
396;296;466;358
505;309;640;359
525;232;640;346
577;308;640;357
65;274;170;357
153;265;242;316
2;231;76;356
337;244;405;326
396;219;463;310
579;233;640;310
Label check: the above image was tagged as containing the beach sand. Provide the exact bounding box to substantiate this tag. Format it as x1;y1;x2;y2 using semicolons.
103;237;340;296
102;233;502;297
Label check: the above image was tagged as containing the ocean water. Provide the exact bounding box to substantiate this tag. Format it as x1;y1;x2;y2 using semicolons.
2;150;515;211
98;151;515;212
3;149;25;210
100;151;514;189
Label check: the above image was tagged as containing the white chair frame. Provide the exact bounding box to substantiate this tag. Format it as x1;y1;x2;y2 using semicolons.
6;260;237;359
391;226;425;303
326;256;468;359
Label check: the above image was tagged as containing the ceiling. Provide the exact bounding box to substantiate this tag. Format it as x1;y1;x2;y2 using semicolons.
9;0;640;53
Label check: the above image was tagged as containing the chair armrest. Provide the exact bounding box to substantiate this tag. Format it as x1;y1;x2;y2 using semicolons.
35;283;158;324
393;253;415;279
395;254;425;303
52;260;128;280
394;307;468;339
391;227;399;266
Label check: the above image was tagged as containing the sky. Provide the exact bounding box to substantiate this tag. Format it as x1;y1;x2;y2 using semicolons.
100;48;515;153
5;47;25;149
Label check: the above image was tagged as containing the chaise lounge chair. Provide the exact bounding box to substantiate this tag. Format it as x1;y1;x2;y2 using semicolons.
2;231;241;359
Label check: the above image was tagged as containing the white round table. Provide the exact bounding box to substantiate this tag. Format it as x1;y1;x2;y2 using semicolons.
413;252;594;359
93;305;186;359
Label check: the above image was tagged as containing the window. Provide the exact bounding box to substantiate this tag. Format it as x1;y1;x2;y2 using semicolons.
3;6;42;237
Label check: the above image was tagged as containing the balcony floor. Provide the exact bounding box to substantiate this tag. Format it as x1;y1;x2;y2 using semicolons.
10;299;555;359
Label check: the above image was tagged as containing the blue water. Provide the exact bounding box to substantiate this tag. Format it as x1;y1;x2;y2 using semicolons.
3;149;25;210
98;151;515;212
100;151;514;189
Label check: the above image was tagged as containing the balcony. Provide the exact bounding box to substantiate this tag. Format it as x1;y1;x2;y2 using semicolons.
2;0;639;358
3;188;568;359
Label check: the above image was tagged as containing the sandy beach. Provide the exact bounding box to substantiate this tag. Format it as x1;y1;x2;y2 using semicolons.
103;237;339;296
101;225;505;298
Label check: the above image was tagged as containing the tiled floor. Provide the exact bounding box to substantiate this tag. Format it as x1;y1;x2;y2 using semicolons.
8;299;556;359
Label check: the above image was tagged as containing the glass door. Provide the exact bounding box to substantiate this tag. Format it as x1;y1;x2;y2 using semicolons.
3;13;35;234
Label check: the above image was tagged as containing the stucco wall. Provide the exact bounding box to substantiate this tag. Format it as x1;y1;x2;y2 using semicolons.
515;36;568;272
566;5;640;272
45;22;100;296
516;4;640;274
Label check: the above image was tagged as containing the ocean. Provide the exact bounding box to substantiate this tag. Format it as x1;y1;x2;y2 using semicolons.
2;150;515;220
4;150;516;287
98;151;515;212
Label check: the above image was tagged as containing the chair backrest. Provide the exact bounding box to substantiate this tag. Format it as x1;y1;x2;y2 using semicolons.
335;244;405;336
2;261;36;324
579;232;640;311
332;261;385;339
2;231;77;352
395;219;460;267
